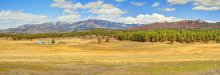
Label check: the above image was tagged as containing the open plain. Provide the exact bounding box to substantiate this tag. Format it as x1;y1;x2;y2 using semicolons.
0;38;220;75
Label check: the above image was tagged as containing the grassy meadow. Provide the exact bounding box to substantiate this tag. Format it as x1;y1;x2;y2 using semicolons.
0;38;220;75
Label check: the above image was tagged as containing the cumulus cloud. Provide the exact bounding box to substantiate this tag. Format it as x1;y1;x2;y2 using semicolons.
84;15;121;23
51;0;125;21
167;0;220;11
152;2;160;7
0;10;49;29
159;8;176;12
193;0;220;10
167;0;193;4
205;20;220;23
131;2;147;6
57;14;80;22
57;9;81;22
51;0;183;24
115;0;125;2
86;13;183;24
51;0;83;10
51;0;84;22
84;1;125;16
51;0;83;21
194;0;220;7
120;13;182;24
193;6;220;10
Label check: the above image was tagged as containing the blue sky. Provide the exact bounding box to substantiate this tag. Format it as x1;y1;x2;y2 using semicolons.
0;0;220;29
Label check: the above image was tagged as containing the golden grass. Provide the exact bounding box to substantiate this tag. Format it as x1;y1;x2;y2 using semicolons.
0;38;220;75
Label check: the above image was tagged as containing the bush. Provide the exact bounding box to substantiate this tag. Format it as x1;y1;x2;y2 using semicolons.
106;36;110;42
97;35;102;44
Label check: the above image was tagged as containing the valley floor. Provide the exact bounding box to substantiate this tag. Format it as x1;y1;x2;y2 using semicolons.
0;38;220;75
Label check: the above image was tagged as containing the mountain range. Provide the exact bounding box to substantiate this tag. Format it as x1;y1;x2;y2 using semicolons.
0;19;141;33
129;20;220;30
0;19;220;34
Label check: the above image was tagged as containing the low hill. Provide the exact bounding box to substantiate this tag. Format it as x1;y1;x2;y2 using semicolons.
128;20;220;30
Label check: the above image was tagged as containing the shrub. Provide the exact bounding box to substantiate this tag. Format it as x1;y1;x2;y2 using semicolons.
98;35;102;44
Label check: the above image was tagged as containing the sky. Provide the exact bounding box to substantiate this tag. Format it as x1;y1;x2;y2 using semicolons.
0;0;220;29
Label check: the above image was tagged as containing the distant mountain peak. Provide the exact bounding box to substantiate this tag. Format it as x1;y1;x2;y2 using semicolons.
195;19;205;23
2;19;140;33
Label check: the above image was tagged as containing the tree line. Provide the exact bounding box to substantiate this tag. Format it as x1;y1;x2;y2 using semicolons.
1;29;220;43
116;29;220;43
0;29;118;40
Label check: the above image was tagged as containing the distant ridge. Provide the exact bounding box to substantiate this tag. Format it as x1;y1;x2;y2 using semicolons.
128;20;220;30
1;19;220;34
1;19;141;33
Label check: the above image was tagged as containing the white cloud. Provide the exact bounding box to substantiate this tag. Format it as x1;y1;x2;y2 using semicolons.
50;0;185;24
51;0;83;22
205;20;219;23
57;9;81;22
167;0;220;11
51;0;125;21
194;0;220;7
0;10;49;29
84;1;125;16
84;15;121;23
115;0;125;2
152;2;160;7
159;8;176;12
51;0;83;10
86;13;183;24
120;13;182;24
131;2;147;6
55;13;81;22
193;6;220;10
192;0;220;10
167;0;193;4
88;8;124;16
57;14;80;22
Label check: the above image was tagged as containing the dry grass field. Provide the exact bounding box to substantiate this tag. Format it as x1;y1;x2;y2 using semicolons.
0;38;220;75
